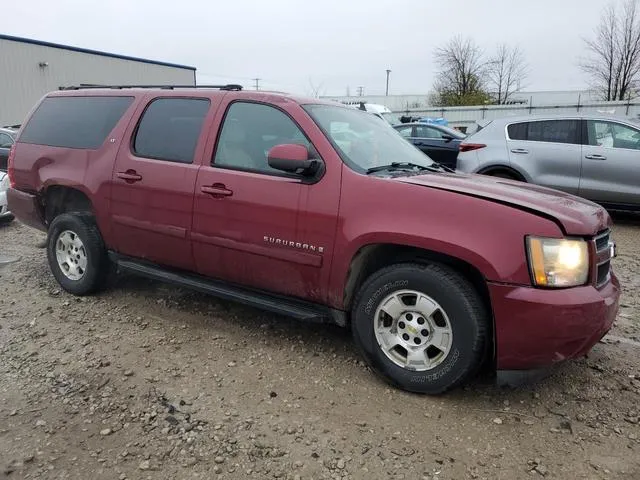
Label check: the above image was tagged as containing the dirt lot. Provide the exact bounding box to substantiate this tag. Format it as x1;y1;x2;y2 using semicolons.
1;218;640;480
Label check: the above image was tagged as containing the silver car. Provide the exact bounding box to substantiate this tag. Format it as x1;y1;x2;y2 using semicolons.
456;114;640;210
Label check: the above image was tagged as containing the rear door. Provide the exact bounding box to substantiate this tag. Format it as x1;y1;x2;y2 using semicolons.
506;119;582;194
110;95;217;271
579;119;640;207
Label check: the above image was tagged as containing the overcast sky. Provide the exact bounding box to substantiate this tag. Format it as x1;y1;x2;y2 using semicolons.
7;0;608;96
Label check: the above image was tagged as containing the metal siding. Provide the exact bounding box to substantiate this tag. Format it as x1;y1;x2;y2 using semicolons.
0;39;195;125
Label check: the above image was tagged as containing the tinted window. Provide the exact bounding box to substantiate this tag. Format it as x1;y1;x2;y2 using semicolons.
588;120;640;150
133;98;210;164
508;120;579;144
507;122;528;140
213;102;310;173
19;96;133;149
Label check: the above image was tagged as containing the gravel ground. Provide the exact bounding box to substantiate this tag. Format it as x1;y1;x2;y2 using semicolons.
1;217;639;480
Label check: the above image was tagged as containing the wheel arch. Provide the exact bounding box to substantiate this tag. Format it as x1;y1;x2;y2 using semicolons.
344;243;496;371
343;243;493;316
41;185;94;225
477;164;527;182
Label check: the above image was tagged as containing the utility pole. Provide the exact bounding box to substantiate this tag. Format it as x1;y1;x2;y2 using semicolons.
357;86;364;97
385;69;391;96
252;78;261;91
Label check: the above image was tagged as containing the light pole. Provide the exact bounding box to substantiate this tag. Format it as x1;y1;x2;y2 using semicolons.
385;69;391;96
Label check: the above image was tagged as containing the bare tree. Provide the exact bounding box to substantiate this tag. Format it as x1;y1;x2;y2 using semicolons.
433;36;490;106
582;0;640;100
307;78;325;98
486;44;528;104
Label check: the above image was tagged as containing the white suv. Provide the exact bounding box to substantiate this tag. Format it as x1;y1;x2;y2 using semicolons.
456;113;640;211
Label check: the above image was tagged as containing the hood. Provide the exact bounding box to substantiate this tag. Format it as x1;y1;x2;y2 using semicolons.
399;172;611;236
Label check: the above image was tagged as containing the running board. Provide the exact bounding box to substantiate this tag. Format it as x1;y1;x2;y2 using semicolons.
109;253;344;325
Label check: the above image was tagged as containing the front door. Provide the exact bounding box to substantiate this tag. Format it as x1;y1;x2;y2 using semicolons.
110;96;214;271
580;119;640;207
192;99;340;301
412;124;458;168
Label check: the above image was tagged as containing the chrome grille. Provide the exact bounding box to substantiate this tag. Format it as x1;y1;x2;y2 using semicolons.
595;231;610;251
594;229;613;288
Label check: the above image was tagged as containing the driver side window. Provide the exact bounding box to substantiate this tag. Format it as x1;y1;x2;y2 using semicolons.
213;102;310;174
414;125;440;139
588;120;640;150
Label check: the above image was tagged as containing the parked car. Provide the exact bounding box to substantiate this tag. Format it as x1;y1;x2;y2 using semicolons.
456;114;640;211
394;122;466;169
0;171;13;223
0;128;16;223
0;127;16;171
8;86;619;394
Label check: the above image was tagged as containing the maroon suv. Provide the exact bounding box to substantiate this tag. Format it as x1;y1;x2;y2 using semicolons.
7;85;620;394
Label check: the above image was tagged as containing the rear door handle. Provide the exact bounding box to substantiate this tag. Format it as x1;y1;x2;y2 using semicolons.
201;183;233;197
510;148;529;154
116;170;142;182
585;154;607;160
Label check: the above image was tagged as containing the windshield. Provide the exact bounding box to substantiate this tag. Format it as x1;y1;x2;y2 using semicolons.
303;104;435;173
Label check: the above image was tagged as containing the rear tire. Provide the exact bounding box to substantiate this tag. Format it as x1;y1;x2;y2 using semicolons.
47;213;109;295
351;263;489;394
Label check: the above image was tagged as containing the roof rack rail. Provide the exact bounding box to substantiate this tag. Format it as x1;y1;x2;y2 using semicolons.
58;84;243;91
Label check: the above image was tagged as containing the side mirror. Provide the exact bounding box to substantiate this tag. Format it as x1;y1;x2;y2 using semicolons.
267;144;319;176
442;134;454;143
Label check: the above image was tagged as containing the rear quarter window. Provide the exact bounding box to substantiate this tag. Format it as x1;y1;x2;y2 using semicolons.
19;96;134;149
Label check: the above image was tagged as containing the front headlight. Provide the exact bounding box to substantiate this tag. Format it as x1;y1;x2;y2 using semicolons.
526;236;589;287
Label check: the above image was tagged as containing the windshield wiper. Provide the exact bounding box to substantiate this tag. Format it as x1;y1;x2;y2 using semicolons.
429;162;455;173
366;162;431;174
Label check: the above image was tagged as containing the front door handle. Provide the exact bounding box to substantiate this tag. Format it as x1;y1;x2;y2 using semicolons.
585;154;607;160
116;170;142;183
201;183;233;197
510;148;529;154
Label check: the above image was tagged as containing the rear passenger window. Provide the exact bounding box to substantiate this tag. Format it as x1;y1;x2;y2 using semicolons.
507;120;579;145
133;98;210;164
19;96;133;149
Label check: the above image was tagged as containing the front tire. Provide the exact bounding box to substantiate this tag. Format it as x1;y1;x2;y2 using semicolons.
47;213;109;295
351;263;489;394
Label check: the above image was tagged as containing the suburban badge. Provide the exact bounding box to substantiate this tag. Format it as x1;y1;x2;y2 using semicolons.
263;236;324;253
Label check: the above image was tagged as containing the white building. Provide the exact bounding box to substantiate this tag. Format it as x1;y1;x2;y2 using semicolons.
321;90;601;112
0;34;197;126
